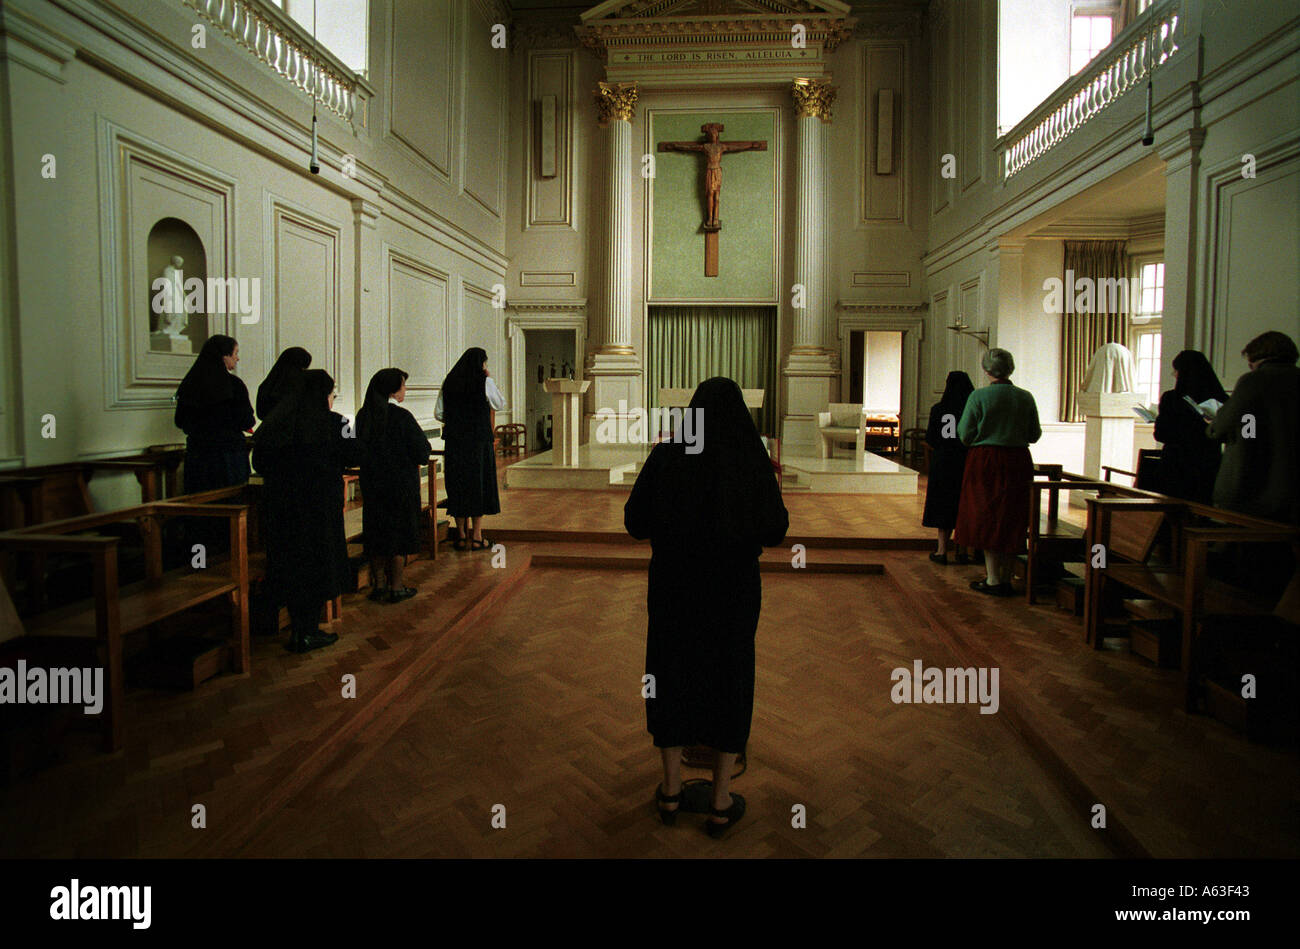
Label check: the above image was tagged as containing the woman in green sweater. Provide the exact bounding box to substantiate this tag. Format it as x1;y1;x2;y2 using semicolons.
953;348;1042;596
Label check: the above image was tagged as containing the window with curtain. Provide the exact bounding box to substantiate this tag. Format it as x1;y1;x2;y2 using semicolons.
646;306;779;436
1059;239;1132;422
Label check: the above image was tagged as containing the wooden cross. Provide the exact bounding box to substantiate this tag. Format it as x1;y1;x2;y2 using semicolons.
657;122;767;277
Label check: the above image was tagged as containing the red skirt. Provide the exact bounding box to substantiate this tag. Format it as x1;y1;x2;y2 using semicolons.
954;445;1034;554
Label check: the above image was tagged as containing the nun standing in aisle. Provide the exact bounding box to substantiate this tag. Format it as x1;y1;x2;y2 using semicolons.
253;369;360;653
174;334;254;493
357;368;432;602
436;347;507;550
922;370;975;565
624;377;789;838
256;346;312;421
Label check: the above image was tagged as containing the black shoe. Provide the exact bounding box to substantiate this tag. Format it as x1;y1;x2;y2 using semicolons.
286;628;339;653
970;579;1014;597
386;586;417;603
954;552;971;565
929;552;948;565
706;792;746;838
655;784;682;826
367;587;389;602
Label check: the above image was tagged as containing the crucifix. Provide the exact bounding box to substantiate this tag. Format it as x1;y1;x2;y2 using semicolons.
657;122;767;277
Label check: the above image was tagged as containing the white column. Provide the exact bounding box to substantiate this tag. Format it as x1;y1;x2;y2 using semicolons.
586;81;643;442
1157;128;1205;390
783;78;840;454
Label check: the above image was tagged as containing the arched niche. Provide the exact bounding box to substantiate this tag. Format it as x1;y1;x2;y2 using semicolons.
146;217;208;353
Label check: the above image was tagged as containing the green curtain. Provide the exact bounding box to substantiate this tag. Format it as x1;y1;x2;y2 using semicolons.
647;305;779;435
1059;239;1132;422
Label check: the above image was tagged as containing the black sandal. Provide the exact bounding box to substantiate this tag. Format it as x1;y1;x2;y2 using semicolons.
706;792;746;838
655;784;682;825
928;552;948;565
470;538;492;551
387;586;417;603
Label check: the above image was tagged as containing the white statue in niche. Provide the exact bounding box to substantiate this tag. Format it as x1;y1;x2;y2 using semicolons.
150;255;194;353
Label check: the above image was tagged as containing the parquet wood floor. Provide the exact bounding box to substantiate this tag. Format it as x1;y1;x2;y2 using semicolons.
242;569;1109;858
0;483;1290;859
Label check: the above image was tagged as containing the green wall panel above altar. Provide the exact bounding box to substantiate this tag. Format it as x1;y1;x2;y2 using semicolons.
649;110;778;303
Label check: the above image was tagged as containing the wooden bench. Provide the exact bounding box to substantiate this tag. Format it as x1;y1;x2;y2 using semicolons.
1082;496;1298;712
1025;471;1159;604
0;501;249;751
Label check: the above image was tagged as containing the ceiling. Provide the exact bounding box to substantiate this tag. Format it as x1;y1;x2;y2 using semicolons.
506;1;929;14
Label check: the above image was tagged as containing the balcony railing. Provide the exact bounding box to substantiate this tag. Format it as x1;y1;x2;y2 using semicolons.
183;0;368;124
998;0;1182;181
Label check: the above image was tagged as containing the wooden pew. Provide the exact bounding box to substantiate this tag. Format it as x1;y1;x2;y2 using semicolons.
1082;496;1298;712
1025;472;1159;604
0;502;250;751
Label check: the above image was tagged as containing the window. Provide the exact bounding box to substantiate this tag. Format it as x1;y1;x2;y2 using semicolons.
1131;260;1164;406
1070;14;1115;74
269;0;369;77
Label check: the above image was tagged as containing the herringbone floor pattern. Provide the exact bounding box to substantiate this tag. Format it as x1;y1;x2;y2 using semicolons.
243;570;1107;858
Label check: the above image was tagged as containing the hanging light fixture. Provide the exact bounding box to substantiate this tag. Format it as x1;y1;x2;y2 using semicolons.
309;0;321;174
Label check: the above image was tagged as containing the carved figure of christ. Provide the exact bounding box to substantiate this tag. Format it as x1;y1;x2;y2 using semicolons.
657;123;767;276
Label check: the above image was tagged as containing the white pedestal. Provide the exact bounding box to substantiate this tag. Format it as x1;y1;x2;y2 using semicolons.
150;332;193;354
545;378;591;467
1078;390;1141;482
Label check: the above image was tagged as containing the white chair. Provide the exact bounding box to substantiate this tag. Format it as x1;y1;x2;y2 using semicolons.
817;403;867;461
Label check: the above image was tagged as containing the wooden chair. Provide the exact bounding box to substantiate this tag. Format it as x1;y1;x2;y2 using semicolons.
900;428;926;472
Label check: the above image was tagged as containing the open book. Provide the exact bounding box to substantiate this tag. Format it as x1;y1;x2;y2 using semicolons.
1183;395;1223;420
1132;404;1158;423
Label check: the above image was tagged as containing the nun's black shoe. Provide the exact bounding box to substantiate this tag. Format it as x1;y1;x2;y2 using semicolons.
367;587;389;602
928;552;948;565
954;552;971;565
705;793;746;838
655;784;682;825
286;628;339;653
387;586;417;603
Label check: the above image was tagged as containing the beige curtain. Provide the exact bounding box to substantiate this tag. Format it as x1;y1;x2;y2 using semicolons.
1059;240;1132;422
647;306;778;435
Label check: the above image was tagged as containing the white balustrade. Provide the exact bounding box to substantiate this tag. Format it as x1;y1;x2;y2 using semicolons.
1000;0;1182;180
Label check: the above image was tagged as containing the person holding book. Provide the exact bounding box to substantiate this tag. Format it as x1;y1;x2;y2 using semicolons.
1153;350;1227;504
1209;331;1300;525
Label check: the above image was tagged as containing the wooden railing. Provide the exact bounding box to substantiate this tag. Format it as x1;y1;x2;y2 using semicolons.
999;0;1183;181
183;0;368;124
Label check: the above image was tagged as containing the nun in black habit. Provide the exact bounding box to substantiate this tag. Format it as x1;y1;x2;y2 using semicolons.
252;369;360;653
1153;350;1227;504
922;370;975;564
256;346;312;421
436;347;506;550
624;377;789;837
174;334;254;493
358;368;432;603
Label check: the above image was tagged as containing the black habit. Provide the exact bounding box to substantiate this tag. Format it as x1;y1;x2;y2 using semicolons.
440;348;500;519
174;337;254;493
252;381;360;620
1153;391;1220;503
624;378;789;755
921;371;974;531
360;403;432;557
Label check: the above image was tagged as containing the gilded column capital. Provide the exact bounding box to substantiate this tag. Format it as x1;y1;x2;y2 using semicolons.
792;78;836;123
594;81;638;128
